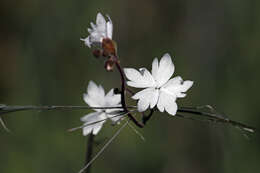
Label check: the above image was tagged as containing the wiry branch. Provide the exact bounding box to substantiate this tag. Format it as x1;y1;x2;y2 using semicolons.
0;104;255;134
78;119;130;173
0;104;135;116
142;109;154;125
177;106;256;134
0;116;10;132
85;133;94;173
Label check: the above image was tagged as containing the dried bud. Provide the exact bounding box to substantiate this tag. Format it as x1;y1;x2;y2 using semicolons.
92;49;103;58
102;38;117;57
104;57;115;71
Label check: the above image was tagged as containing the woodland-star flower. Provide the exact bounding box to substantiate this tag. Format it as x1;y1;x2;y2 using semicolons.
80;13;113;48
124;53;193;116
81;81;123;136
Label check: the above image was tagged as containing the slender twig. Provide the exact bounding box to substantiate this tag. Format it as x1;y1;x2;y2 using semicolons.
78;119;129;173
0;104;255;134
142;109;154;125
175;113;214;123
177;107;256;133
85;133;94;173
0;105;135;116
114;60;144;128
126;88;135;96
0;116;10;132
127;122;145;141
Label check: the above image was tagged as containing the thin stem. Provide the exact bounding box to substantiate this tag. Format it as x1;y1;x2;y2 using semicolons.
114;60;144;128
127;123;145;141
0;105;135;116
177;107;256;133
0;104;255;134
114;61;127;108
85;133;94;173
78;119;129;173
126;88;135;96
142;109;154;125
0;116;10;132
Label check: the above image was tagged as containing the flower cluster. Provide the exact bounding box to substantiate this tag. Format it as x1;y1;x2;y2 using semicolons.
80;13;113;48
80;13;193;136
81;13;117;71
124;53;193;116
81;81;123;136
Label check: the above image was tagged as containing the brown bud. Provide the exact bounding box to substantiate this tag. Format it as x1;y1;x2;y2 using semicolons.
104;57;115;71
92;49;102;58
102;38;117;57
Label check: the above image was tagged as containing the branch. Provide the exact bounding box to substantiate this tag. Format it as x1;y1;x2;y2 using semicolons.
114;60;144;128
0;116;10;132
78;119;129;173
0;104;255;134
142;109;154;125
0;104;135;116
177;106;256;134
85;133;94;173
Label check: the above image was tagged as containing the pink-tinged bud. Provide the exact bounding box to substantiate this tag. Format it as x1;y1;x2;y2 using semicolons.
92;49;103;58
102;38;117;57
104;57;115;71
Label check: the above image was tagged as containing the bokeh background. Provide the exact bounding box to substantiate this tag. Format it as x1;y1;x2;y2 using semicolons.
0;0;259;173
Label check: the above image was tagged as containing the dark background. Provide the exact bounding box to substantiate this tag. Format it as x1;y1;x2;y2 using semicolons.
0;0;259;172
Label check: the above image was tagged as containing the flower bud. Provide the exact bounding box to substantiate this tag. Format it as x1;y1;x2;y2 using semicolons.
92;49;103;58
102;38;117;57
104;57;115;71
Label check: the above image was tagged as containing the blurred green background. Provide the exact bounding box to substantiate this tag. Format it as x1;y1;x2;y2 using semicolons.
0;0;259;172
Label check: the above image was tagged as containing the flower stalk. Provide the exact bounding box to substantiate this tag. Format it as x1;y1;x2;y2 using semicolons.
85;133;94;173
114;60;144;128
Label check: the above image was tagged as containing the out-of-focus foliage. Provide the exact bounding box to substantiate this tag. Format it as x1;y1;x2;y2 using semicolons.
0;0;259;173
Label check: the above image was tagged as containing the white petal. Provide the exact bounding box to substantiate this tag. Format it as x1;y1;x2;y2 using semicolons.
181;80;194;92
106;110;124;123
162;76;193;98
98;84;105;97
157;90;177;116
87;81;105;98
106;89;114;97
132;88;159;109
96;13;106;30
154;53;175;87
106;15;113;39
90;22;96;30
105;89;121;106
151;58;159;78
163;76;182;87
137;99;150;112
88;28;93;33
124;68;155;88
80;37;91;48
89;31;103;43
92;123;103;135
83;81;105;109
81;112;107;136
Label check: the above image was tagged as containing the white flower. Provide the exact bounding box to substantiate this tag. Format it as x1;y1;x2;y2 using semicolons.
80;13;113;48
124;53;193;116
81;81;123;136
